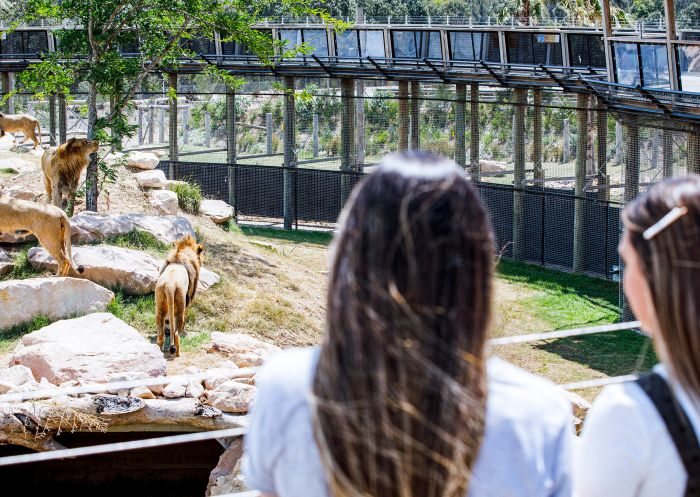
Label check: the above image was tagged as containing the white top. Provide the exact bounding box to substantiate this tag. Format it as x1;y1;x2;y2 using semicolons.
575;364;700;497
243;347;576;497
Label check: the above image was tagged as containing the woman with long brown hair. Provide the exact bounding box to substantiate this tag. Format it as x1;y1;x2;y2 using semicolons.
576;176;700;497
244;151;574;497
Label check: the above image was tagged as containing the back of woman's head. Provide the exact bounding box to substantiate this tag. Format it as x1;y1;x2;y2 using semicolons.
623;175;700;394
312;151;494;497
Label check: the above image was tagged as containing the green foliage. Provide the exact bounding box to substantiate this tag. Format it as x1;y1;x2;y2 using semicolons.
110;230;170;253
172;181;203;214
6;248;40;280
0;315;51;351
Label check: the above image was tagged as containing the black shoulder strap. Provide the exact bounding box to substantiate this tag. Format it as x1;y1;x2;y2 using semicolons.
636;372;700;497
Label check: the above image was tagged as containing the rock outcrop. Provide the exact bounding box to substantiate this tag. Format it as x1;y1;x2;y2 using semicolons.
70;211;195;244
127;151;159;170
150;190;178;215
205;332;281;367
134;169;167;189
200;199;234;224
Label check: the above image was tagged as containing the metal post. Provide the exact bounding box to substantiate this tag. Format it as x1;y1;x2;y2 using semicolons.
58;94;67;144
1;73;10;114
226;89;236;212
651;129;660;170
49;95;57;146
159;108;165;143
597;102;608;200
455;83;467;168
688;132;700;175
410;81;420;149
663;0;679;90
512;89;527;261
470;84;480;181
182;106;189;146
563;119;571;163
356;80;365;170
663;129;674;178
168;73;178;168
398;81;409;152
533;89;544;186
204;111;211;148
625;122;640;204
138;107;144;145
148;103;155;144
312;114;319;158
283;76;296;230
266;113;273;155
615;121;623;164
340;79;356;208
573;94;589;274
600;0;615;82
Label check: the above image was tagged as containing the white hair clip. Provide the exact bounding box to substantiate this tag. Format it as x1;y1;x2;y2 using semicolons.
642;206;689;240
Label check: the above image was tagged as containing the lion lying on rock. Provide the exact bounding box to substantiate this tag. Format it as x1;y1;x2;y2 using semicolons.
41;138;99;214
155;236;204;357
0;112;43;149
0;193;84;277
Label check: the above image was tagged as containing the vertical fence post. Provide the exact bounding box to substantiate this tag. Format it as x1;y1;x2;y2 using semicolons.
49;95;57;146
356;80;366;170
138;107;144;145
410;81;420;149
470;84;480;181
615;121;623;164
168;73;178;173
573;93;589;274
624;122;640;204
597;101;608;201
533;89;544;186
398;81;409;152
182;106;190;146
312;113;319;158
266;112;273;155
540;192;546;267
651;129;660;170
562;118;570;163
1;72;11;114
159;107;165;144
454;83;467;168
204;111;211;149
662;129;673;178
226;88;236;215
687;131;700;175
512;88;527;261
340;79;357;208
6;73;13;115
58;94;67;144
148;103;155;144
283;76;296;230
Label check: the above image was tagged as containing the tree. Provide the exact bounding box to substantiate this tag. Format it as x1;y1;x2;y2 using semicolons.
15;0;337;211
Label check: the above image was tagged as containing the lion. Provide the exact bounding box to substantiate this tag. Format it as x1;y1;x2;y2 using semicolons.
0;193;84;277
155;236;204;357
0;112;43;149
41;137;100;214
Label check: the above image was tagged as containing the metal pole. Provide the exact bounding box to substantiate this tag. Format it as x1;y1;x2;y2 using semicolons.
455;83;467;168
58;94;67;144
563;119;571;163
148;103;155;144
470;84;480;181
512;88;527;262
573;93;589;274
204;111;211;148
1;73;10;114
226;89;236;212
356;80;365;170
168;73;178;169
159;108;165;144
533;89;544;186
182;106;189;146
597;101;608;201
398;81;409;152
49;95;57;146
663;0;679;90
615;121;623;164
283;76;296;230
625;122;640;204
340;79;356;208
410;81;420;149
688;131;700;175
266;113;274;155
312;114;319;158
138;108;144;145
663;129;674;178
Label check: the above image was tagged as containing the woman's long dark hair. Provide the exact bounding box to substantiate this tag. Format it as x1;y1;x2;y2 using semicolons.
312;151;494;497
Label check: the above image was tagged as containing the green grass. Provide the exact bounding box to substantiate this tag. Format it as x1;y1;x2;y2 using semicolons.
110;230;170;253
238;225;333;246
107;290;157;334
0;315;51;353
0;167;17;175
172;181;202;214
1;246;42;281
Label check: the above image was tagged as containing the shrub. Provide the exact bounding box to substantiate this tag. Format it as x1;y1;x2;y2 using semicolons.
172;181;202;214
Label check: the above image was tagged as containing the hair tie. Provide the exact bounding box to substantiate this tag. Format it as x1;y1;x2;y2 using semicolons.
643;206;689;240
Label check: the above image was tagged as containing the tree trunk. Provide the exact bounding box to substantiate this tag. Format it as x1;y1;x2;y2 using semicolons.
86;82;99;211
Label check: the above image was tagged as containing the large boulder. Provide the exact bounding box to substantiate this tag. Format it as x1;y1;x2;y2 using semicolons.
70;211;195;244
0;365;39;393
0;230;36;244
127;151;159;170
9;313;167;385
150;190;178;215
206;439;246;497
0;248;13;276
200;200;234;225
1;185;42;201
28;245;161;295
199;268;220;291
205;333;281;367
207;381;256;414
0;278;114;331
135;170;167;189
478;160;507;175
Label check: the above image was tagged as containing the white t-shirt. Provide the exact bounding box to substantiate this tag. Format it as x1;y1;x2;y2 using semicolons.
243;347;576;497
575;364;700;497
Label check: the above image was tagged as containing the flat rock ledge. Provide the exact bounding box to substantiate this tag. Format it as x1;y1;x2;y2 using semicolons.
70;211;195;245
0;278;114;331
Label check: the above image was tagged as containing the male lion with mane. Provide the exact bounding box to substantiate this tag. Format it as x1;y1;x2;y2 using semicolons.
155;236;204;357
41;137;99;214
0;193;84;277
0;112;42;149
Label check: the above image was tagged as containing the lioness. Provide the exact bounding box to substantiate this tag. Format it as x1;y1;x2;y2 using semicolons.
155;236;204;357
41;137;99;213
0;193;84;277
0;112;43;149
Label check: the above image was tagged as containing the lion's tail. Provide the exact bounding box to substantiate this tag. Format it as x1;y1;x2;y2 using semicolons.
60;216;84;276
167;289;177;355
